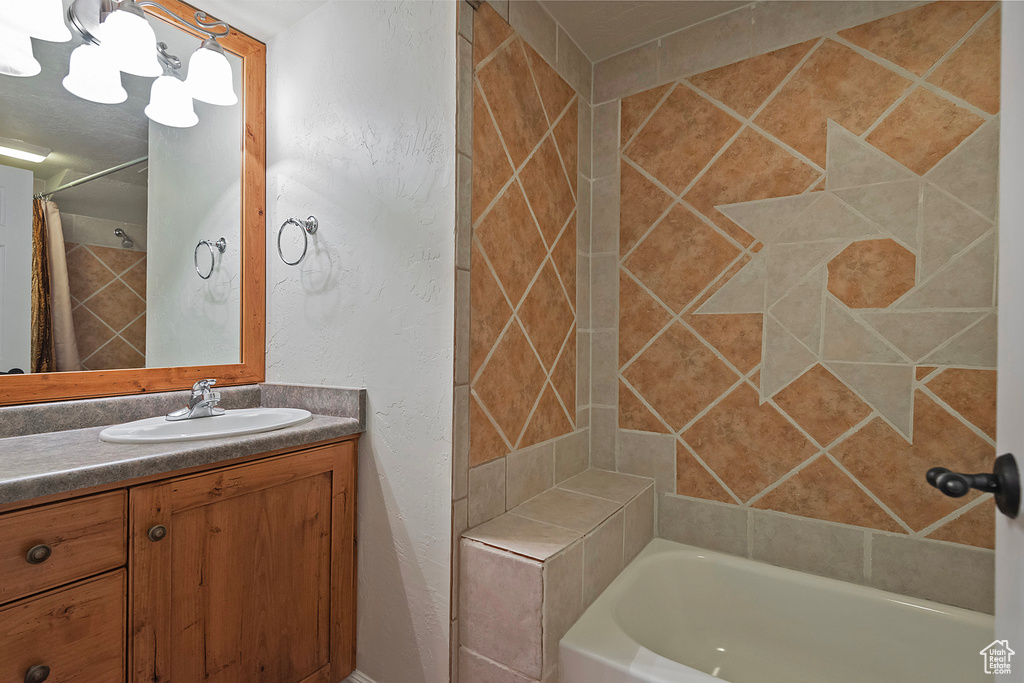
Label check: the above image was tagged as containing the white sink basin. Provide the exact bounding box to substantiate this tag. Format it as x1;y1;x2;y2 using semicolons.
99;407;313;444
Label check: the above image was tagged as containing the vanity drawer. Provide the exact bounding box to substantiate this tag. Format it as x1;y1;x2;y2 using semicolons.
0;570;125;683
0;491;127;604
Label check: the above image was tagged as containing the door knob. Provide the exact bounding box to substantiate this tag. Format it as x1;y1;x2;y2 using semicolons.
148;525;168;542
25;544;51;564
927;453;1020;518
24;665;50;683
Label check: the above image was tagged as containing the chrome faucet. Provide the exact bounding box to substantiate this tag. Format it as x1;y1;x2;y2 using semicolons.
166;379;225;421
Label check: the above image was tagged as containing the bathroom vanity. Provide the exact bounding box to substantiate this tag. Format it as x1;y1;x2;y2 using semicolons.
0;393;361;683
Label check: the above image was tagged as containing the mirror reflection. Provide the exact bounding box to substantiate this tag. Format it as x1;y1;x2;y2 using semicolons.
0;0;243;375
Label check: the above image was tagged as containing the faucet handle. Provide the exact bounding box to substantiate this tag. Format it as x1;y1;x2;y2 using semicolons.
192;378;218;395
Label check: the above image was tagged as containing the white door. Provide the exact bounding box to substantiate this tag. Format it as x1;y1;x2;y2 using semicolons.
997;3;1024;679
0;163;32;374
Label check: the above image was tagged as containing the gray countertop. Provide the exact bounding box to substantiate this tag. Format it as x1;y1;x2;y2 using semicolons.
0;414;361;506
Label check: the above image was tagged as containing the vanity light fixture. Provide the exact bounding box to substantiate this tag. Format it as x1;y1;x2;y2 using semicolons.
0;136;52;164
184;37;237;106
0;0;240;127
63;43;128;104
0;0;71;77
100;0;162;77
144;44;198;128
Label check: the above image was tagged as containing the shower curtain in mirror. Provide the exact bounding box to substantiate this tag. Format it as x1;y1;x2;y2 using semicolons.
30;199;80;373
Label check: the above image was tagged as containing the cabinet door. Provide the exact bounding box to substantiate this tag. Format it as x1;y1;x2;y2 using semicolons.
130;442;356;683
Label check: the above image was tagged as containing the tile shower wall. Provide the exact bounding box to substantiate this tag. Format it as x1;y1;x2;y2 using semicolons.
64;241;147;370
596;1;1000;611
465;2;590;529
452;2;592;680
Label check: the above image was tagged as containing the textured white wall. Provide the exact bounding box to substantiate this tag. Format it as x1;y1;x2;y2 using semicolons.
147;23;243;368
267;2;456;681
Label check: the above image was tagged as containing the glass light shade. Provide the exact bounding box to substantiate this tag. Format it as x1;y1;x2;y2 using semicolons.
185;44;237;106
62;44;127;104
101;6;161;78
1;0;72;42
145;75;198;128
0;26;41;77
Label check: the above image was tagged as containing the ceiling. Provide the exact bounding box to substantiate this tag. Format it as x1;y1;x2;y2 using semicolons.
196;1;328;42
539;0;748;62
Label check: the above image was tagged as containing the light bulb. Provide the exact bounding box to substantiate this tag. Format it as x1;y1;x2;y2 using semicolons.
184;40;237;106
0;25;41;78
62;44;127;104
145;75;198;128
101;2;161;78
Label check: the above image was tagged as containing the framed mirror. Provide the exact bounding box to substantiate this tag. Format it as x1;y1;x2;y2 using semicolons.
0;0;265;405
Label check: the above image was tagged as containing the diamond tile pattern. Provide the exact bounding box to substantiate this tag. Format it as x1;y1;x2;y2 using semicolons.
65;243;147;371
618;8;999;547
471;10;578;465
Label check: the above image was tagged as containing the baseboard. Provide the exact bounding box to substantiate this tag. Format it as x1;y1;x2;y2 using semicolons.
344;671;377;683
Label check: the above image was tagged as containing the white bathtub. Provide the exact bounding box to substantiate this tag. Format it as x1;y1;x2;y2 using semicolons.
561;539;994;683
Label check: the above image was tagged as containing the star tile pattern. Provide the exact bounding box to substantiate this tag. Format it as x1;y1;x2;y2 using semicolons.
618;1;999;547
470;8;577;465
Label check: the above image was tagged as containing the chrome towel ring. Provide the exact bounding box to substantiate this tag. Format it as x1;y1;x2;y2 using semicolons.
278;216;318;266
195;237;227;279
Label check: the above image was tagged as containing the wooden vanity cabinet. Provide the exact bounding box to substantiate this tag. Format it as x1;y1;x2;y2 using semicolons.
0;438;357;683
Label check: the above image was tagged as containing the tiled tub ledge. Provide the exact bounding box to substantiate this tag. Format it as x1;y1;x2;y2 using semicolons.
460;469;655;682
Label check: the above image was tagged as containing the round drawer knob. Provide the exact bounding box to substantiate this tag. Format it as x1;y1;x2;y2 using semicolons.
25;544;51;565
148;525;168;542
25;664;50;683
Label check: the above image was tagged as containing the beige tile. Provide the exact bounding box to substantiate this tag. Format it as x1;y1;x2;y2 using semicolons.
453;498;469;620
590;406;616;470
594;41;661;105
452;620;460;683
555;430;589;483
454;385;470;501
559;468;652;504
591;174;620;254
591;329;616;406
469;458;507;527
749;509;865;584
660;6;753;83
543;540;584;676
751;1;921;55
925;118;999;221
576;407;590;430
659;493;747;556
456;268;470;386
616;430;675;494
557;27;592;103
899;228;997;308
509;0;556;65
919;183;992;279
920;314;997;369
460;646;535;683
456;154;472;271
465;512;580;561
506;441;556;509
590;254;617;329
577;177;592;253
576;330;591;406
486;0;509;21
579;105;593;180
458;0;474;41
624;485;655;563
458;37;473;159
583;510;625;606
870;534;994;614
461;539;543;676
592;101;620;178
513;487;619;533
576;254;590;329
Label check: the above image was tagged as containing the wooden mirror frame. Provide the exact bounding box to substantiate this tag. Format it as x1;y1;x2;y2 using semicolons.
0;0;266;406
